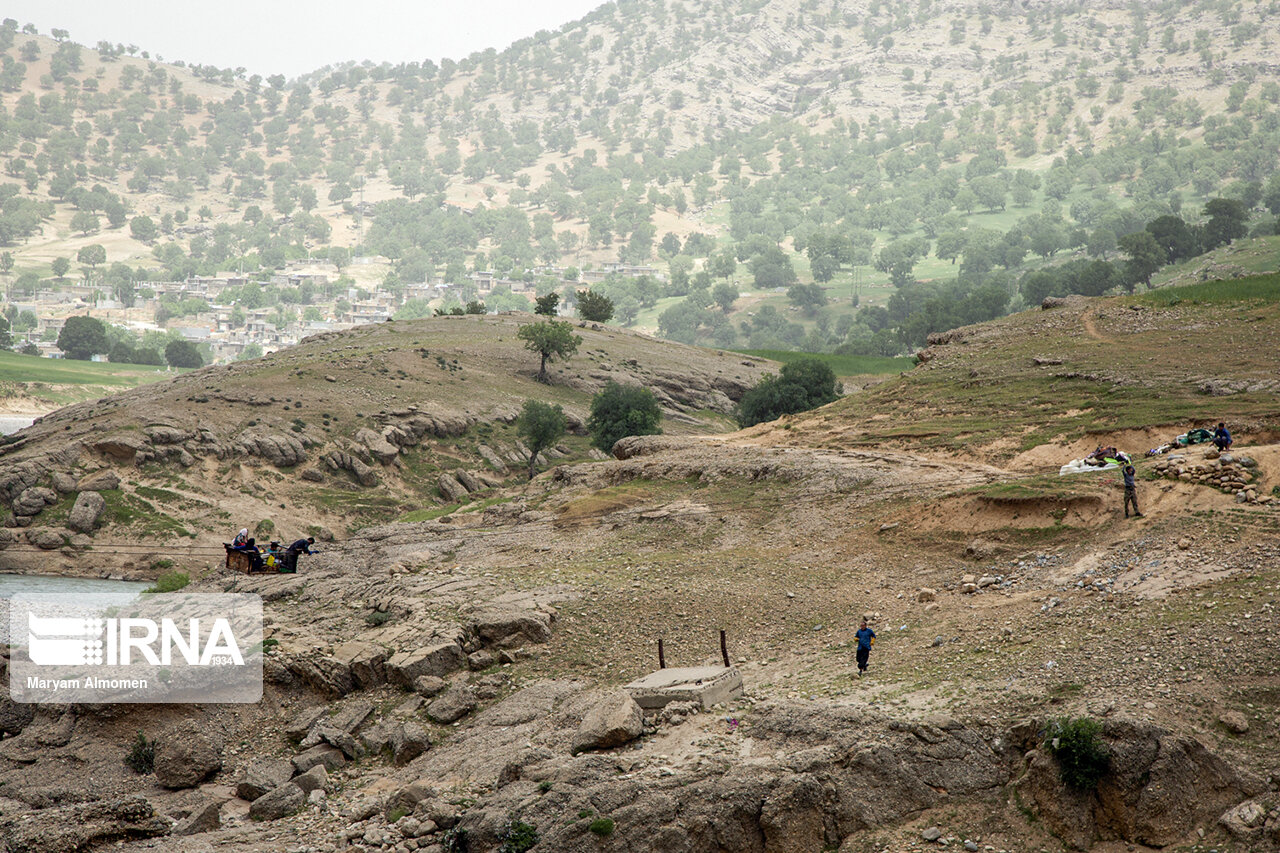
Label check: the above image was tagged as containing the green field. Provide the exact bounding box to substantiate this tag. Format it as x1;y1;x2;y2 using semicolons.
0;351;176;386
0;350;177;406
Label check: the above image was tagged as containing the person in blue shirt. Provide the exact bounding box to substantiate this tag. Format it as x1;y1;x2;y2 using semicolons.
1122;464;1143;518
1213;423;1232;452
855;619;876;677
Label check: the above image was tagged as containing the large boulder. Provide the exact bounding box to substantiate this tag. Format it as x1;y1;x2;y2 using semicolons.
471;610;552;648
77;470;121;491
299;700;374;748
25;527;68;550
292;744;347;774
386;643;467;686
570;692;644;755
67;490;105;533
239;433;308;468
13;486;57;516
154;723;223;789
236;758;296;801
248;783;305;821
437;473;468;502
356;427;399;464
283;654;356;698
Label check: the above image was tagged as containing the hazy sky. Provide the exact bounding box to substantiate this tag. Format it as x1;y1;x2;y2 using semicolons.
4;0;605;78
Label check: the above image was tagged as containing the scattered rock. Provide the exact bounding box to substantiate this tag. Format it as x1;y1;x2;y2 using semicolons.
917;588;936;602
468;650;497;671
236;758;295;801
248;783;305;821
1219;711;1250;735
426;686;478;724
171;799;223;836
1219;797;1272;837
293;763;329;794
922;826;942;841
571;692;643;755
413;675;448;697
153;724;222;790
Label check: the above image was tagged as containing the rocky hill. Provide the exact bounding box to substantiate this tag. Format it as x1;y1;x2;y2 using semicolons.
1;282;1279;852
0;314;773;574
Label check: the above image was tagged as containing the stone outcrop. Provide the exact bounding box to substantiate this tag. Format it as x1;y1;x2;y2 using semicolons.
437;473;468;502
1012;717;1267;850
470;610;553;648
0;797;169;849
67;490;105;533
386;643;467;686
237;432;308;468
426;686;478;724
13;486;57;517
324;449;379;486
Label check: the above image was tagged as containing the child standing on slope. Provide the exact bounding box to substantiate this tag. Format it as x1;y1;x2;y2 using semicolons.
855;618;876;678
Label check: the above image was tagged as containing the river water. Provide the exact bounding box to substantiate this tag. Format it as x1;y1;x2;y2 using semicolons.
0;574;150;644
0;416;37;435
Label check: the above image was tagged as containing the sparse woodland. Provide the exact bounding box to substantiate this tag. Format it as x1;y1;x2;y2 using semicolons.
2;0;1280;359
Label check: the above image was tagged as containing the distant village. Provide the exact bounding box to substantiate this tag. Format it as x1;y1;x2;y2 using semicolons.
8;258;662;364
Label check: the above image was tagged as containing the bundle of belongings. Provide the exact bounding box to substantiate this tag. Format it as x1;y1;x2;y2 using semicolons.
1059;445;1132;476
1145;427;1215;457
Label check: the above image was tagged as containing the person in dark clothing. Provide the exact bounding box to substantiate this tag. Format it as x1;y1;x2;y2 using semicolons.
1122;465;1143;518
854;619;876;677
1213;423;1232;451
281;537;316;573
237;536;264;571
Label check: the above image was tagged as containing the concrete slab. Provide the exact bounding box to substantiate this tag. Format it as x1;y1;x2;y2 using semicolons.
624;666;743;710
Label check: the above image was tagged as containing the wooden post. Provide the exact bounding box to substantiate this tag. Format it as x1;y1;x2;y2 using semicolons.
720;629;729;668
658;638;666;669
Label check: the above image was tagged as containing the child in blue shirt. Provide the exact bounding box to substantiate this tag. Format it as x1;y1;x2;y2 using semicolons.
855;619;876;677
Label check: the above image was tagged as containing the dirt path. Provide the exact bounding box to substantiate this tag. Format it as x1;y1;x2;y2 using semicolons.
1081;305;1112;343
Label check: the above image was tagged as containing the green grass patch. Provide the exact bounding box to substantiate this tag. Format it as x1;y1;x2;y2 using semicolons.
399;495;511;523
1137;273;1280;307
967;474;1104;502
100;490;194;538
734;349;914;377
144;571;190;593
0;351;175;386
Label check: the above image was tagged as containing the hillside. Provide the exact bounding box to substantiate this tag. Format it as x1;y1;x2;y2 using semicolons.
3;1;1280;366
2;282;1279;852
0;314;774;572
